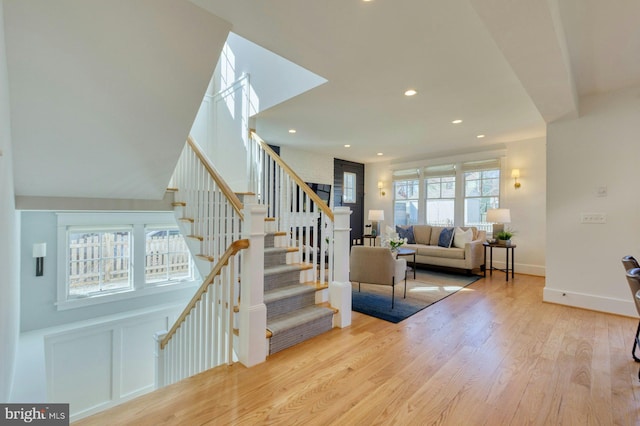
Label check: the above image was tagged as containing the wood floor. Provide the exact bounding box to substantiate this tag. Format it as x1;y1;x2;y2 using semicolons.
74;272;640;425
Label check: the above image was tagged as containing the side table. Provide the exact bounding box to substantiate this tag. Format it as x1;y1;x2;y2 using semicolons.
396;247;416;279
483;242;516;282
363;234;377;246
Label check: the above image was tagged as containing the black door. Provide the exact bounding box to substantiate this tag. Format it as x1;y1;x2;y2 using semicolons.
334;158;365;245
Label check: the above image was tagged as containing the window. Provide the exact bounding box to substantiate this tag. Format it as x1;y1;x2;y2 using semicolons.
68;229;132;297
145;228;191;284
463;160;501;232
394;178;420;226
425;164;456;226
343;172;356;203
57;213;197;310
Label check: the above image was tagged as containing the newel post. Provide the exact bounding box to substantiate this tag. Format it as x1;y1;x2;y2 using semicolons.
238;202;267;367
154;331;167;389
330;206;352;328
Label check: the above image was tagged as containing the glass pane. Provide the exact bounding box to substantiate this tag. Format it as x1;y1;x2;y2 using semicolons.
464;197;499;232
68;230;131;297
465;171;480;180
426;180;441;198
426;199;455;226
394;182;407;200
465;180;480;197
481;178;500;196
407;180;419;198
483;169;499;179
145;228;191;284
442;179;455;198
343;172;356;203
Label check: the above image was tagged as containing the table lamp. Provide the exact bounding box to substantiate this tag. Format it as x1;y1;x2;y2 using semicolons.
368;210;384;237
486;208;510;237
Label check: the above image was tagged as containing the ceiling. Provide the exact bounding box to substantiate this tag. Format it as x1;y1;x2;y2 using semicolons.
5;0;640;201
191;0;640;164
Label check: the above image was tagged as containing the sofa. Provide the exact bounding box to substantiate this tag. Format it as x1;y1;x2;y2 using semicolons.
393;225;486;275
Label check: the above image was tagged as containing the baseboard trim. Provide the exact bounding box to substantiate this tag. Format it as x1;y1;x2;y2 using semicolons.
543;287;637;318
489;261;545;277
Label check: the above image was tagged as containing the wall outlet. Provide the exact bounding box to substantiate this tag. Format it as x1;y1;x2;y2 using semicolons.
581;213;606;224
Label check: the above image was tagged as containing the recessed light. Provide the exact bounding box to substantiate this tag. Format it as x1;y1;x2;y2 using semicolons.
404;89;417;97
377;152;384;156
476;134;485;139
288;129;296;134
344;144;351;148
451;119;463;124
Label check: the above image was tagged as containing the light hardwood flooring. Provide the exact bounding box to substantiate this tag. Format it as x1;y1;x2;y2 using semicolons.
74;272;640;425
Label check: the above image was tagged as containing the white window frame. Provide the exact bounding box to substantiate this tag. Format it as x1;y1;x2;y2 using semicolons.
391;153;505;228
57;212;198;311
462;159;501;233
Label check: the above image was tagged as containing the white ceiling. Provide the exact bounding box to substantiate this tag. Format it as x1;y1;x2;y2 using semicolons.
5;0;640;200
192;0;640;164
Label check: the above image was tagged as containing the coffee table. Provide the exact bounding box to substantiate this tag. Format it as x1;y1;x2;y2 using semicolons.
396;247;416;279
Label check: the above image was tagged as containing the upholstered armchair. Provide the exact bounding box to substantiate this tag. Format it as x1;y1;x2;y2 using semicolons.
349;246;407;308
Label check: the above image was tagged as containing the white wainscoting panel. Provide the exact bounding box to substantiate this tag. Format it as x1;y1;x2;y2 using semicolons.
44;304;181;421
119;316;169;399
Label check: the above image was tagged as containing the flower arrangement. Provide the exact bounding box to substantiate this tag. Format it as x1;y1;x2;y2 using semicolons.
388;235;408;250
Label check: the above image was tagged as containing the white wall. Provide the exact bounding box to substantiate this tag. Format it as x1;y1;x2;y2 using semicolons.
364;138;547;276
546;85;640;317
20;211;196;332
0;0;20;401
281;146;334;189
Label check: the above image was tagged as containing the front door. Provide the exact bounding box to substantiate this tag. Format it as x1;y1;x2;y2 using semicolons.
334;159;364;245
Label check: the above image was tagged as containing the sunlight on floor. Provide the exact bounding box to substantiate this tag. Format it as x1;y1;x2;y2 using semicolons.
408;285;476;294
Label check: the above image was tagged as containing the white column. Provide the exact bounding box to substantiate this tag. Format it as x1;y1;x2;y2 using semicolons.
153;331;167;389
330;206;352;328
238;203;267;367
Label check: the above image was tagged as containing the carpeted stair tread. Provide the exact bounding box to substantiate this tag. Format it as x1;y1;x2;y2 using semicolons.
267;306;335;354
264;284;316;304
264;263;311;276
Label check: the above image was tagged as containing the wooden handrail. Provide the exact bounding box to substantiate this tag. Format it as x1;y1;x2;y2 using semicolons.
251;131;334;222
186;135;245;219
160;239;250;349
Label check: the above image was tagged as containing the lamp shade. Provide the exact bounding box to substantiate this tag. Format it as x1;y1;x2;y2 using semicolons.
486;208;511;224
511;169;520;179
368;210;384;221
33;242;47;258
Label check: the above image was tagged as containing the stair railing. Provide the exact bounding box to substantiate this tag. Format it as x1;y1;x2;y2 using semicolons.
172;136;244;266
249;131;334;284
155;239;248;387
156;136;259;387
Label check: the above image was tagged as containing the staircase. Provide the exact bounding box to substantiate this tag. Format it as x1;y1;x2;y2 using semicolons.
155;133;352;388
264;232;335;354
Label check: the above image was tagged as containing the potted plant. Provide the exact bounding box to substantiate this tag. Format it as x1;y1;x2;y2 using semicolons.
495;230;514;245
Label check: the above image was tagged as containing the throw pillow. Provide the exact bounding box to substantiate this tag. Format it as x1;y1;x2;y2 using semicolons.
396;226;416;244
453;227;473;249
438;227;455;248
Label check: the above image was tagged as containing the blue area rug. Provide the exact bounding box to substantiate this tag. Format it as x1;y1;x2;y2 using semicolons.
351;270;481;323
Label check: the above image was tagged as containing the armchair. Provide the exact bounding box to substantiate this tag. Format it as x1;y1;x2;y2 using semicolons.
349;246;407;308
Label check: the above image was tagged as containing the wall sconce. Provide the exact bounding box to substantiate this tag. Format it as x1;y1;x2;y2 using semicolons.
33;243;47;277
377;181;386;196
511;169;521;189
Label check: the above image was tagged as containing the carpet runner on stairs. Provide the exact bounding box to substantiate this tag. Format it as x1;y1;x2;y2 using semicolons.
264;233;334;355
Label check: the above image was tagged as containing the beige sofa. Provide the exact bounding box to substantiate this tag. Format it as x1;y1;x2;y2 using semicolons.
396;225;486;275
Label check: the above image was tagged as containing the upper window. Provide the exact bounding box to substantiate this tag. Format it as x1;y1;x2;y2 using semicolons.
57;213;197;310
343;172;356;203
